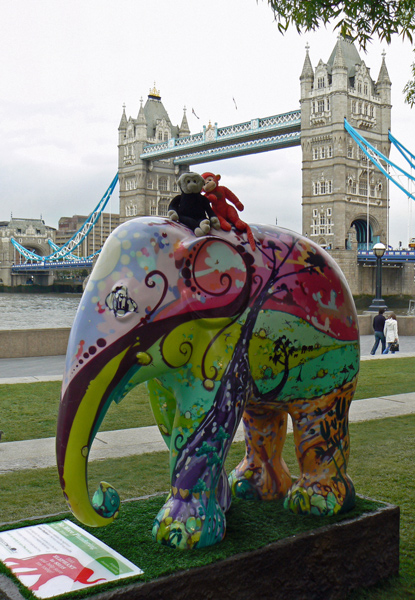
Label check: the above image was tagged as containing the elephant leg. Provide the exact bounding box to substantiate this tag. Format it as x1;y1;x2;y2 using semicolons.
146;378;176;445
285;378;357;516
229;403;292;500
152;371;251;549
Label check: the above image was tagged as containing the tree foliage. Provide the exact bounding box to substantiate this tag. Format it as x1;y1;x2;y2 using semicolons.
266;0;415;50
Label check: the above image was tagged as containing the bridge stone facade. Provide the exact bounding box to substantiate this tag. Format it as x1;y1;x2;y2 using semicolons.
300;35;391;252
0;218;56;286
118;86;189;223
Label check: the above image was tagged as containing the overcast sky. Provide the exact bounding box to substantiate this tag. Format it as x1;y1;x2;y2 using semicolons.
2;0;415;247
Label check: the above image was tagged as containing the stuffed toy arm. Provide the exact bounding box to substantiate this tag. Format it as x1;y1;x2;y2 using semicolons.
167;196;180;221
224;187;244;211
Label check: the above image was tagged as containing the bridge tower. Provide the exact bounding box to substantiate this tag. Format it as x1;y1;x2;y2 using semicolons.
118;85;189;222
300;36;391;251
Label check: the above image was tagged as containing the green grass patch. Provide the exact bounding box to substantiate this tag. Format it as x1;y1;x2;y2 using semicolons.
0;381;154;442
1;357;415;442
1;416;415;598
0;495;383;600
354;357;415;401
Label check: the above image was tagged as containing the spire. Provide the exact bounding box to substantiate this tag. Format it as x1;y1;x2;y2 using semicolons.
137;97;146;124
300;43;314;80
118;103;127;130
179;106;190;137
377;51;391;86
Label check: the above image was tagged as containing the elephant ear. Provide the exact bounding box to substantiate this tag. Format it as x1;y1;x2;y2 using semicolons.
172;237;253;318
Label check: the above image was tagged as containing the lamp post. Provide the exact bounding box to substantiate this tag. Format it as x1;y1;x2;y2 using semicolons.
369;243;387;311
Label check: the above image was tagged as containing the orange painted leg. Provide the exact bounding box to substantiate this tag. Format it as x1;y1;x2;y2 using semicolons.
285;379;357;516
229;405;292;500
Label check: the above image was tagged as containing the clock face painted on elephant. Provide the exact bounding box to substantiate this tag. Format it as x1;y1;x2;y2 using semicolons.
57;217;359;550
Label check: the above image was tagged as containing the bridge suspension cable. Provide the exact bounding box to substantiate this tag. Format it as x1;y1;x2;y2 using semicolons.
344;119;415;201
11;173;118;263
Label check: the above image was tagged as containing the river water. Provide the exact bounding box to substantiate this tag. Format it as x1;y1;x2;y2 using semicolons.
0;293;411;331
0;293;82;330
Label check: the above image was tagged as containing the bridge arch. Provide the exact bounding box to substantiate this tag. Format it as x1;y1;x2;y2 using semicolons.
350;214;381;250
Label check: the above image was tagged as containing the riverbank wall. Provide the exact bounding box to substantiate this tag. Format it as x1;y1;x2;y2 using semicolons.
0;328;71;359
1;317;415;359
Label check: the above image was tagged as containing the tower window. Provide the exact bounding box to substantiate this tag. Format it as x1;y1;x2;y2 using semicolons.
364;83;368;95
313;147;319;160
347;146;353;158
158;199;169;216
352;101;356;113
159;177;168;191
358;82;362;93
317;77;325;89
320;147;326;159
328;146;333;158
317;100;324;113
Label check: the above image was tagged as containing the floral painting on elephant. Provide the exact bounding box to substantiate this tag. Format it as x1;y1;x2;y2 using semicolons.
57;217;359;550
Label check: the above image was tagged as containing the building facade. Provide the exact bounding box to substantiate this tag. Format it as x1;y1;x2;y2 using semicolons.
300;36;391;252
118;85;190;222
56;212;120;257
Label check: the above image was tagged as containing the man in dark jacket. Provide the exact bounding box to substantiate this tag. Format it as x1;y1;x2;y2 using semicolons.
370;308;386;355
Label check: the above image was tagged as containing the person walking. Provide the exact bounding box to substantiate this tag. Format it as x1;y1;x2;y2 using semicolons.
383;313;399;354
370;307;386;355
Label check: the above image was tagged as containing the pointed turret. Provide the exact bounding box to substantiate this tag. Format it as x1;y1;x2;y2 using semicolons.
300;43;314;81
376;50;391;114
137;97;146;124
136;97;147;142
118;104;127;131
331;36;348;91
300;44;314;100
332;36;347;69
377;51;391;86
179;106;190;138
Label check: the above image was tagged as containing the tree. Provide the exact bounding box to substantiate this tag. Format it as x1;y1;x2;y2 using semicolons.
266;0;415;49
265;0;415;104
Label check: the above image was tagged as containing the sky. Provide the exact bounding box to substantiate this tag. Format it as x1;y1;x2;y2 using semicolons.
1;0;415;248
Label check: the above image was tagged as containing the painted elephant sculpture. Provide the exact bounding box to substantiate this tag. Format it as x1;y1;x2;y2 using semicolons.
56;217;359;550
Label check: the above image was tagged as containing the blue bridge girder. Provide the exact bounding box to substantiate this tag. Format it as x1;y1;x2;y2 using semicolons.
357;250;415;264
12;260;93;272
140;110;301;164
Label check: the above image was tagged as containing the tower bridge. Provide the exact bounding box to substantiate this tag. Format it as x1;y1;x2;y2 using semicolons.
5;36;415;297
139;110;301;164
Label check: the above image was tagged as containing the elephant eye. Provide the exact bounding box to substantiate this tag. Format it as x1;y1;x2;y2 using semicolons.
105;285;138;318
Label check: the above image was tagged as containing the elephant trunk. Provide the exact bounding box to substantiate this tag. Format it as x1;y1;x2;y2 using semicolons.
56;348;131;527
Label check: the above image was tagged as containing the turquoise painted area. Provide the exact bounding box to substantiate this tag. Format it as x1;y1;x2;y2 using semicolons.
249;311;359;400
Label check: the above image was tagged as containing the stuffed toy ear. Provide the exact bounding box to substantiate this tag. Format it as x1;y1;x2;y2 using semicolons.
216;175;221;182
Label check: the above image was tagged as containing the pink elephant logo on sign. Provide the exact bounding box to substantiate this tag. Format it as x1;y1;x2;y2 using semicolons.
4;553;105;591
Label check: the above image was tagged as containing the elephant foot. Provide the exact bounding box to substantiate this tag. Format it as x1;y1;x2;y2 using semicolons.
284;475;356;516
228;461;292;501
152;491;226;549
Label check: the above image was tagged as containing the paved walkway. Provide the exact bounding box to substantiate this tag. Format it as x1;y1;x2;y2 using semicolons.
1;335;415;474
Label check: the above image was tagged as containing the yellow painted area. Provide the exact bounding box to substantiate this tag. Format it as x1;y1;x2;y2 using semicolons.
162;318;239;381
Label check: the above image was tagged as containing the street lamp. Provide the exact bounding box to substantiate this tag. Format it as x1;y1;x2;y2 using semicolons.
369;243;387;311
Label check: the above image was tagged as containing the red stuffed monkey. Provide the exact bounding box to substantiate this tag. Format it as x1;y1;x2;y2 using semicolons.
202;172;256;251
